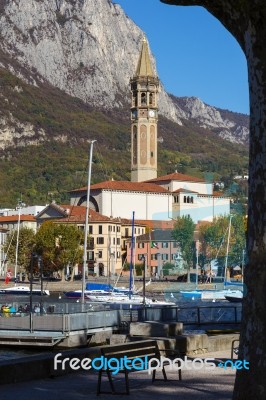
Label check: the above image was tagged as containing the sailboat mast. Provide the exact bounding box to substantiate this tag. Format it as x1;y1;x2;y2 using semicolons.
129;211;135;299
224;214;232;284
81;140;96;304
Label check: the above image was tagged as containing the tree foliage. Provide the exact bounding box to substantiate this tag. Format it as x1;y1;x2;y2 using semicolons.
4;227;36;274
199;215;246;266
172;216;195;267
35;221;83;275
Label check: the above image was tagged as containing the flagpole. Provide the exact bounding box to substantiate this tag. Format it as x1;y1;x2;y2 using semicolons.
129;211;135;299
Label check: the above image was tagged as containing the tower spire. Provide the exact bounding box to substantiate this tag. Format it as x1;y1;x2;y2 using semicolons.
130;37;159;182
135;36;154;77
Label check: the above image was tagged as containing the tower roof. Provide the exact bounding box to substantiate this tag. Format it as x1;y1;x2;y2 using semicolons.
135;37;154;77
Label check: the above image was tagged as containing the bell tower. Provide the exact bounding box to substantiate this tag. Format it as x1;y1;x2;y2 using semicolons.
130;37;159;182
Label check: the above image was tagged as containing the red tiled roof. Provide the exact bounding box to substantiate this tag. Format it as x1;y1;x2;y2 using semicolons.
53;205;112;223
136;219;175;230
70;180;169;194
0;215;36;222
145;172;206;183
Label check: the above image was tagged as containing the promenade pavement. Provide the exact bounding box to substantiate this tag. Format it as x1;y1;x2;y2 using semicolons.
0;351;236;400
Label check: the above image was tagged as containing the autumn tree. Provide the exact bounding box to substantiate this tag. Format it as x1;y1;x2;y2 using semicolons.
35;221;83;278
4;227;36;278
161;1;266;398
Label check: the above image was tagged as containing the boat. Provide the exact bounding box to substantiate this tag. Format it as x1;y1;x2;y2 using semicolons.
0;286;50;296
180;288;242;300
224;292;243;302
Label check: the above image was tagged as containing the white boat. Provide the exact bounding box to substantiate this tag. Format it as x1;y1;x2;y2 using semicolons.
0;286;50;296
86;291;175;306
180;288;242;300
224;292;243;302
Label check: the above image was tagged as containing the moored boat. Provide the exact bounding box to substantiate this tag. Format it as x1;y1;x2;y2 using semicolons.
0;286;50;296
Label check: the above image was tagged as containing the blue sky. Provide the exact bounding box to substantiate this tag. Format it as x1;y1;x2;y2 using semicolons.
116;0;249;115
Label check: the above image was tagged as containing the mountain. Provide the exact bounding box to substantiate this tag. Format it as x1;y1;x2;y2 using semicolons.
0;0;249;206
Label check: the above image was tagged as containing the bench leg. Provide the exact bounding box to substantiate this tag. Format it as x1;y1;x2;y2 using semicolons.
152;369;156;383
162;366;167;382
125;370;130;395
97;369;102;396
106;369;116;394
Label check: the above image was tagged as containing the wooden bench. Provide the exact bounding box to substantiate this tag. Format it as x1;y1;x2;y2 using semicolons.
97;339;182;395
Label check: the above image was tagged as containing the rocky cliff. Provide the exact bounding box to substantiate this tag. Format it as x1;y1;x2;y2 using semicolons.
0;0;249;151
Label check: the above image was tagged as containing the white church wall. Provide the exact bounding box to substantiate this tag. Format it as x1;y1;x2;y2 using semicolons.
100;190;171;220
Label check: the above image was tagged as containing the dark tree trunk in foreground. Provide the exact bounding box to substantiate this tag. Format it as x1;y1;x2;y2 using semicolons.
161;1;266;399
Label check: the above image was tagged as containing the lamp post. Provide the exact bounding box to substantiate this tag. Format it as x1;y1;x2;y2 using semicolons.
15;199;24;283
82;140;96;305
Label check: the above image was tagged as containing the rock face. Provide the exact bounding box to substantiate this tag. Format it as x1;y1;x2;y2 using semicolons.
0;0;249;147
0;0;182;123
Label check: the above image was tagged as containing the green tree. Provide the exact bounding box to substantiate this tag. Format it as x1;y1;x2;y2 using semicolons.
172;216;195;268
161;1;266;397
4;227;36;277
35;221;83;277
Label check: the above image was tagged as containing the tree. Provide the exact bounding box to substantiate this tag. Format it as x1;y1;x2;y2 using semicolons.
199;215;246;266
161;1;266;398
4;227;36;277
172;216;195;267
35;221;83;278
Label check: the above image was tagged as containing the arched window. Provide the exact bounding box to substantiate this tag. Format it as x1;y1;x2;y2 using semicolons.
141;92;146;105
149;93;153;105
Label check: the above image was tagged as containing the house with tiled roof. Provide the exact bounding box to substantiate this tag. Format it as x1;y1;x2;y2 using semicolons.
36;203;146;277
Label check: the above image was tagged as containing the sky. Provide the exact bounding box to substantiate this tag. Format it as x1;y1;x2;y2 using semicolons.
116;0;249;115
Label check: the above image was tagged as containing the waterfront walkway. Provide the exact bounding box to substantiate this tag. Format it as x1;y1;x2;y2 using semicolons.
0;351;235;400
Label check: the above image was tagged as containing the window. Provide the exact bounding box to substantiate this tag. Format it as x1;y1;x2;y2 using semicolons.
162;254;169;261
89;225;93;234
98;225;102;234
162;242;168;248
117;226;120;232
138;243;144;248
141;92;146;105
98;251;103;258
190;196;194;203
174;195;179;203
97;237;104;245
117;251;120;258
117;238;120;245
184;196;187;203
125;228;129;237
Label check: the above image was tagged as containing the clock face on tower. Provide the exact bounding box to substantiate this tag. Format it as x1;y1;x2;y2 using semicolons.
149;110;155;117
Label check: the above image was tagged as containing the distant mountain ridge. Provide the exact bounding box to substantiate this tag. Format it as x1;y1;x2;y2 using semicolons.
0;0;249;150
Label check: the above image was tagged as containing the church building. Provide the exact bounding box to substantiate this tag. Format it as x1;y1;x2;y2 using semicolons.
69;38;230;224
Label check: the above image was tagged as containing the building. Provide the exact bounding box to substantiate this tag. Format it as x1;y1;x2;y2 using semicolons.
36;203;146;277
69;39;230;224
69;172;230;223
130;37;159;182
126;229;185;277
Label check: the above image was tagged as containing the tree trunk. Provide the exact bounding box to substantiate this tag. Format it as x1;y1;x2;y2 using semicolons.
161;1;266;398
